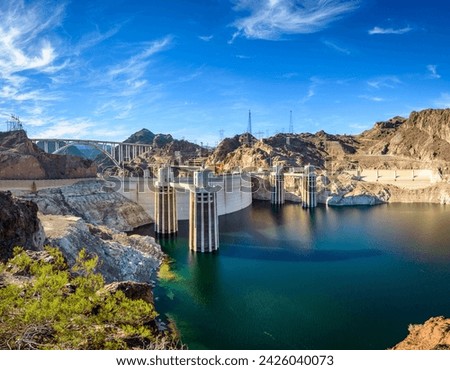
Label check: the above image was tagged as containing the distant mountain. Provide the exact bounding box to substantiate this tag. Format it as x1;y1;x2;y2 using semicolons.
124;128;156;145
206;108;450;175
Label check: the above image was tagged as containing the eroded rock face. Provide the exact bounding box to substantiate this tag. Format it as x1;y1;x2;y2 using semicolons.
21;180;151;232
392;316;450;350
40;214;163;284
0;130;97;180
0;191;45;261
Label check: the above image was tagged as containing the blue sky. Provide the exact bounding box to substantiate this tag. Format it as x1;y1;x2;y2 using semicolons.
0;0;449;145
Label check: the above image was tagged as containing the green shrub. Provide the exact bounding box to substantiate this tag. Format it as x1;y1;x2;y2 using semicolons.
0;247;165;350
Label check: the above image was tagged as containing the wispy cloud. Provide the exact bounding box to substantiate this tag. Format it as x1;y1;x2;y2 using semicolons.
0;0;66;80
236;54;251;59
349;123;370;131
434;93;450;108
105;36;173;96
300;77;322;104
36;119;94;138
0;0;73;133
230;0;360;41
367;76;401;89
322;39;351;54
72;26;122;56
359;95;385;102
198;35;213;42
281;72;299;79
368;26;412;35
427;65;441;79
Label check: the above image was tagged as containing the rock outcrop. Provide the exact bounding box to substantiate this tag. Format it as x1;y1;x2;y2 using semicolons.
100;281;154;303
324;182;450;206
21;180;151;232
40;214;163;283
0;191;45;261
360;109;450;173
392;316;450;350
0;130;97;180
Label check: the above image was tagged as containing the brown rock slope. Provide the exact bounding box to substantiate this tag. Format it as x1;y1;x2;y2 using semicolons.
393;317;450;350
207;132;357;172
358;109;450;172
206;108;450;175
0;130;97;179
0;191;45;261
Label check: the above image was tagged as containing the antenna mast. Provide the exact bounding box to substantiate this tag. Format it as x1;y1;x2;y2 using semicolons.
289;110;293;134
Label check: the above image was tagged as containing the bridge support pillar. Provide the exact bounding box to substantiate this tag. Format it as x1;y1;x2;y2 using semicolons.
270;165;285;205
154;167;178;235
301;165;317;208
189;170;219;253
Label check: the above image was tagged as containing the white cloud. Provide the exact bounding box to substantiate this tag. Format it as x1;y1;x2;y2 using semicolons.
72;26;121;56
322;39;350;54
427;65;441;79
281;72;299;79
368;26;412;35
198;35;214;42
36;120;94;138
106;36;173;96
434;93;450;108
367;76;401;89
349;123;369;130
230;0;359;41
359;95;385;102
0;0;65;78
300;77;322;103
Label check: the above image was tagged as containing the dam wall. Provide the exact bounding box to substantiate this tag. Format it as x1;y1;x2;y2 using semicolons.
115;174;253;220
2;175;253;221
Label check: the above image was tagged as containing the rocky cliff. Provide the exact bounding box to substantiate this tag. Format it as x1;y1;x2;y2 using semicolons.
359;109;450;172
0;130;97;179
40;214;163;284
392;316;450;350
0;191;45;261
207;132;357;172
20;180;151;232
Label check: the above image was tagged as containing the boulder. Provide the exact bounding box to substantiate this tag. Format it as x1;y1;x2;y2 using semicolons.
0;191;45;261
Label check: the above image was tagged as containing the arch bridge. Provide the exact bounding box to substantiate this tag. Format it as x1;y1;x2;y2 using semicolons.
30;138;153;167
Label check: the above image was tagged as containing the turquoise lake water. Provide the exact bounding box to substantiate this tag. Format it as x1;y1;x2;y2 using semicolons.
143;201;450;349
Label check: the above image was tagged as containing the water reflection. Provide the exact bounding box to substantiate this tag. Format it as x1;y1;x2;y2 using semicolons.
134;202;450;350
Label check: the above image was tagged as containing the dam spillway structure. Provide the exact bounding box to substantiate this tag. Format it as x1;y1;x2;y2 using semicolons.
154;166;178;234
270;165;285;205
301;164;317;208
189;170;219;253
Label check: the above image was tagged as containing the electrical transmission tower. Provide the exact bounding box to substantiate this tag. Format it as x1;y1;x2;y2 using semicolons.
219;129;224;141
247;110;252;135
6;114;23;132
254;131;264;140
289;110;293;134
